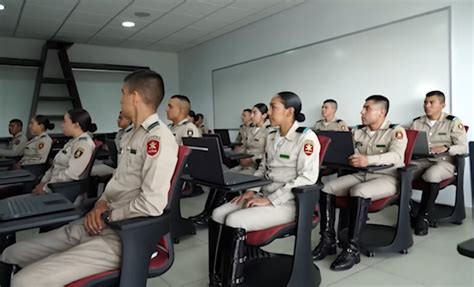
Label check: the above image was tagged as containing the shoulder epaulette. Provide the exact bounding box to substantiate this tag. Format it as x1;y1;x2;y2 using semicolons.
269;130;277;134
147;121;160;132
125;125;133;133
296;127;308;133
336;119;343;123
316;119;323;123
446;115;456;121
412;116;421;121
239;124;243;128
78;137;88;141
39;134;47;139
388;124;398;129
265;124;272;129
356;124;366;129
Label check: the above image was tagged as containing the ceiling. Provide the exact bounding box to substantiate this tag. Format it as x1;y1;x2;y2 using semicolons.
0;0;305;52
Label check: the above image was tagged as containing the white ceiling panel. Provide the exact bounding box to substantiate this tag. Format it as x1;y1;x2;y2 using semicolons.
0;0;304;51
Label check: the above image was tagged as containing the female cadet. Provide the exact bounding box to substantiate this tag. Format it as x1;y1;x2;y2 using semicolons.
208;92;320;286
231;103;270;174
32;109;97;195
19;115;54;167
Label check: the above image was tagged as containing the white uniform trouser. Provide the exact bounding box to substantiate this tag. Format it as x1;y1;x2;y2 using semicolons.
323;173;398;201
212;199;295;231
1;219;121;287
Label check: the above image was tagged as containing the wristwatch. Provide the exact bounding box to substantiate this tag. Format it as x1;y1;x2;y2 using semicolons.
101;210;111;224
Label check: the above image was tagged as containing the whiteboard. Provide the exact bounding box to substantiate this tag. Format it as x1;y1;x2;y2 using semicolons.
212;9;450;129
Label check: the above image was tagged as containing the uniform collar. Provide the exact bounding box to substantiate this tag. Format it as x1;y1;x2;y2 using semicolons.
175;118;189;126
78;132;89;140
38;132;48;138
141;113;160;131
278;121;299;142
13;132;23;139
323;117;337;124
124;124;134;133
420;112;449;124
362;119;391;132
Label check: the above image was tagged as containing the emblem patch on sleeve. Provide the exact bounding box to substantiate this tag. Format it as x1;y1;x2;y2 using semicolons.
187;129;194;136
303;140;314;156
394;128;404;140
38;142;45;150
147;139;160;156
14;140;20;145
74;148;84;159
458;123;464;130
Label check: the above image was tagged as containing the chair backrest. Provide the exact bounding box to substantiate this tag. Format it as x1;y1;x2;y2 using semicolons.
166;145;191;211
404;129;418;166
464;125;469;133
316;135;331;167
80;145;100;180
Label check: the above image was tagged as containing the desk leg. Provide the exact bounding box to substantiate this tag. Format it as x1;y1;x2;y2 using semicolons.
0;233;16;287
190;189;227;226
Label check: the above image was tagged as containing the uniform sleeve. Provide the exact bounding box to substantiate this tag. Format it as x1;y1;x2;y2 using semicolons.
267;132;320;206
448;120;468;155
48;141;94;183
110;135;178;222
0;136;27;157
35;138;52;164
247;152;267;194
338;120;348;131
367;127;407;166
40;166;54;183
235;127;243;143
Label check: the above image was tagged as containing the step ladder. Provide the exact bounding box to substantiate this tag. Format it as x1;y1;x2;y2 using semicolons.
29;41;82;135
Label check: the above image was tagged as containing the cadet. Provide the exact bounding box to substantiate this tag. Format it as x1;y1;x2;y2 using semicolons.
235;108;252;144
166;95;201;144
187;109;196;124
1;70;178;286
19;115;54;166
312;95;407;271
91;111;133;177
231;103;270;175
410;90;468;236
0;119;27;158
313;99;348;131
195;113;210;135
31;109;97;195
209;92;320;286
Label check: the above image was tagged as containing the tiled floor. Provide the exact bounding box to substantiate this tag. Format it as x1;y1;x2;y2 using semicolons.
147;190;474;287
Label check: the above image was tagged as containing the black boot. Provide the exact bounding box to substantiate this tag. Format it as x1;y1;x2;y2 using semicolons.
208;219;225;287
331;197;370;271
0;261;14;287
222;226;247;286
414;183;440;236
312;192;337;261
194;190;226;226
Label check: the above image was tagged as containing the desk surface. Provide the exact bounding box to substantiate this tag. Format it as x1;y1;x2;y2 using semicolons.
0;170;36;185
182;174;271;192
0;158;15;167
323;163;394;173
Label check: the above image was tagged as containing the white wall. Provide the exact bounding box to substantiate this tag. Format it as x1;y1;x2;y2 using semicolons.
179;0;473;207
0;36;179;135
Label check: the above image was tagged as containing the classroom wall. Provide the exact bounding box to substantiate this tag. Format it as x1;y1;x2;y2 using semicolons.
179;0;473;207
0;36;179;135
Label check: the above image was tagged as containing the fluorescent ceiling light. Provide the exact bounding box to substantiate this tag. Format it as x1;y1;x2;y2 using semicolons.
0;4;5;10
122;21;135;28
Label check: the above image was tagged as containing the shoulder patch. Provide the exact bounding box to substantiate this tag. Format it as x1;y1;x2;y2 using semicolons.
446;115;456;121
412;116;421;121
303;140;314;156
393;128;405;140
74;147;84;159
296;127;308;133
187;129;194;136
336;119;342;123
14;139;20;145
146;138;160;156
38;142;45;150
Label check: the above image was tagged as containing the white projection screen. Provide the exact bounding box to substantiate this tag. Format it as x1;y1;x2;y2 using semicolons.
212;9;450;129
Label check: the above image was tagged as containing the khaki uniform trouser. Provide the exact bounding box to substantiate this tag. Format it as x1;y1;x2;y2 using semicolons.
411;158;455;183
1;219;121;287
323;173;398;200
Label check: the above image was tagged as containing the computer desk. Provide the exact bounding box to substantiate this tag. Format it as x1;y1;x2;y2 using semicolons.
0;158;15;168
181;174;271;193
0;170;37;186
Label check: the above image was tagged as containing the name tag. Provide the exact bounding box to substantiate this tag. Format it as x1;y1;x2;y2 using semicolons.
279;154;290;159
376;144;386;148
130;149;137;155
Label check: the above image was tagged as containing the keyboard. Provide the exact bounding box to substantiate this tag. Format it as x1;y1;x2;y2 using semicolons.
8;196;40;216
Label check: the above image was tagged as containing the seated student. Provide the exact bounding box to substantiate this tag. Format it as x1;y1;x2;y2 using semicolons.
166;95;201;144
31;109;97;195
0;119;27;158
18;115;54;166
209;92;320;286
410;90;467;236
187;110;196;124
313;99;348;131
91;111;133;177
0;70;178;286
195;113;210;135
312;95;407;271
235;108;253;144
231;103;271;175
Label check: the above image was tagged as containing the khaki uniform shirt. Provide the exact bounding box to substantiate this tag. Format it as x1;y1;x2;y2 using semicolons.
169;118;201;145
313;118;348;131
0;132;28;157
41;133;95;188
100;113;178;222
410;113;468;163
249;122;320;206
353;120;407;176
235;124;252;144
242;125;271;163
19;132;52;165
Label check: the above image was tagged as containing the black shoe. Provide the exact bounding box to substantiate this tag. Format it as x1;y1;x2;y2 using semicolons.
312;239;337;261
414;216;429;236
330;245;361;271
194;215;210;226
413;183;440;236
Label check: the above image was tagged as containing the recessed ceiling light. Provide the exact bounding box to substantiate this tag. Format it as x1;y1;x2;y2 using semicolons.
0;4;5;10
122;21;135;28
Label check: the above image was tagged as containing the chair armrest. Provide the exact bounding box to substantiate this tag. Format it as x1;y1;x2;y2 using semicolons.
292;183;323;195
107;212;171;232
48;180;86;202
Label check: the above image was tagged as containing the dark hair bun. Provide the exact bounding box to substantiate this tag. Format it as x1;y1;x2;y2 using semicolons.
89;123;98;133
295;113;306;122
47;123;55;130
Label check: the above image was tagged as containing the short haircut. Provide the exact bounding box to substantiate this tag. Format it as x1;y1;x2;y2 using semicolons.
188;110;196;118
171;95;191;114
365;95;390;115
124;69;165;110
425;90;445;103
243;109;252;114
323;99;338;110
9;119;22;128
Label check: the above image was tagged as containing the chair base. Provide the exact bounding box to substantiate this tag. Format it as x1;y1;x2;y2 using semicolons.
244;255;321;287
338;223;413;256
457;238;474;258
410;200;465;225
170;217;196;244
